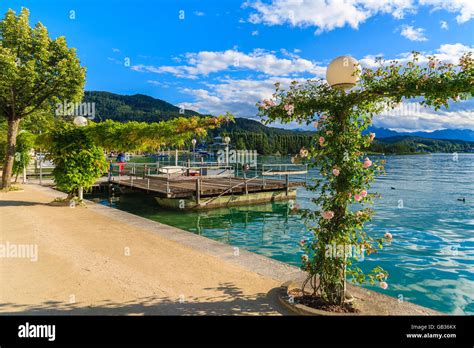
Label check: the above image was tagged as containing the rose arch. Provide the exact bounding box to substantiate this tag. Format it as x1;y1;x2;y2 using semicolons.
258;52;473;306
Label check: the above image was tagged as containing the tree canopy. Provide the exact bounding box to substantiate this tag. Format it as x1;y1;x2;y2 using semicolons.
0;7;85;189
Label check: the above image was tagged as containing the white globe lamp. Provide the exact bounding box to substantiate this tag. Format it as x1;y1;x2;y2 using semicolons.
73;116;88;127
326;56;360;90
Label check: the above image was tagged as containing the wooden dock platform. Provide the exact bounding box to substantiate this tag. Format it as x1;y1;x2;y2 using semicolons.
109;175;304;199
101;162;307;209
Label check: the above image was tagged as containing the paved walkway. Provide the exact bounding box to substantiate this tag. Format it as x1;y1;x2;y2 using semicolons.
0;184;292;315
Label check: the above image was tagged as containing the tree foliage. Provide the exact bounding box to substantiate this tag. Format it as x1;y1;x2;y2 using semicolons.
38;115;231;197
12;130;34;180
0;7;85;189
45;123;107;198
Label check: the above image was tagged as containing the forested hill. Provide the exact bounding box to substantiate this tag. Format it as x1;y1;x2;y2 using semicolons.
84;90;308;135
84;91;200;122
83;91;474;155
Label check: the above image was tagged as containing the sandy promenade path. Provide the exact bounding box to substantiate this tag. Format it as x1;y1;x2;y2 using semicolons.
0;184;290;315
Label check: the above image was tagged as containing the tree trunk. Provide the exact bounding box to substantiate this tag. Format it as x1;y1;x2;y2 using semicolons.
1;116;20;190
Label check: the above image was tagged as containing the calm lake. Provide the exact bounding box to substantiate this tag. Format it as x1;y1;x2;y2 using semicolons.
87;153;474;314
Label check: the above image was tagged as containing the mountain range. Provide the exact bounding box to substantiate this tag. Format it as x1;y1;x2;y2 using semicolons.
365;127;474;142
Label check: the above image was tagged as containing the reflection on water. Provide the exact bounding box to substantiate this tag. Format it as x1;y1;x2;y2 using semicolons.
87;153;474;314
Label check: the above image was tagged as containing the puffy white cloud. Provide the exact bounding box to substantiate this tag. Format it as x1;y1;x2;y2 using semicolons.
359;43;473;68
400;25;428;41
179;77;305;117
374;99;474;131
440;20;449;29
243;0;472;33
132;49;326;78
419;0;473;23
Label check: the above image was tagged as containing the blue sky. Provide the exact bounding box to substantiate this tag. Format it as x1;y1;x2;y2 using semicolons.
1;0;473;131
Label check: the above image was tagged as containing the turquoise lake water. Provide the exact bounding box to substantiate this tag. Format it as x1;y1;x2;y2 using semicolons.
87;153;474;314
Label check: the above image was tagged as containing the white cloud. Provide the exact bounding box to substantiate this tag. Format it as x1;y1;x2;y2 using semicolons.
440;20;449;29
194;11;205;16
131;49;326;78
419;0;473;23
359;43;473;68
147;80;170;88
179;77;305;117
251;30;259;36
243;0;472;33
400;25;428;41
375;99;474;131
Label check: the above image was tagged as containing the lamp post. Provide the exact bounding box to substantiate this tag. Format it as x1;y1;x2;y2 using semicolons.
73;116;88;200
325;55;360;304
224;136;230;166
191;138;197;163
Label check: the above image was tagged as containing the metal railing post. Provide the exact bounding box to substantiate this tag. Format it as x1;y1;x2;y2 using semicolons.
195;178;201;204
39;158;43;185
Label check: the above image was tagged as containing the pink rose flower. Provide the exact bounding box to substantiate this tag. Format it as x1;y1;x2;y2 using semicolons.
319;137;325;146
284;104;294;116
363;157;372;168
332;168;340;177
299;148;308;158
261;99;276;109
379;281;388;290
384;232;393;239
322;211;334;220
299;240;305;247
360;190;367;198
354;194;362;202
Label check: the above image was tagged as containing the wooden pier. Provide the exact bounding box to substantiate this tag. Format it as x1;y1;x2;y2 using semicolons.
110;175;303;198
105;162;307;209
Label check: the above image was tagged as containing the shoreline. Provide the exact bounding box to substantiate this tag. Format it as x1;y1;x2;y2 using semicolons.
0;184;439;315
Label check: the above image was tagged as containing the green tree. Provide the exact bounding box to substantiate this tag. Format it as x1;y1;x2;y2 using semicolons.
0;7;85;189
46;123;106;199
12;130;34;182
235;137;246;150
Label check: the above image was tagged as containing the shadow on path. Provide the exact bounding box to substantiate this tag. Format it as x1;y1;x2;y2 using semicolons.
0;283;292;316
0;200;49;207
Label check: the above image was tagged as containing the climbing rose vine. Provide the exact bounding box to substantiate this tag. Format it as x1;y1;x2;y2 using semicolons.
258;52;474;306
